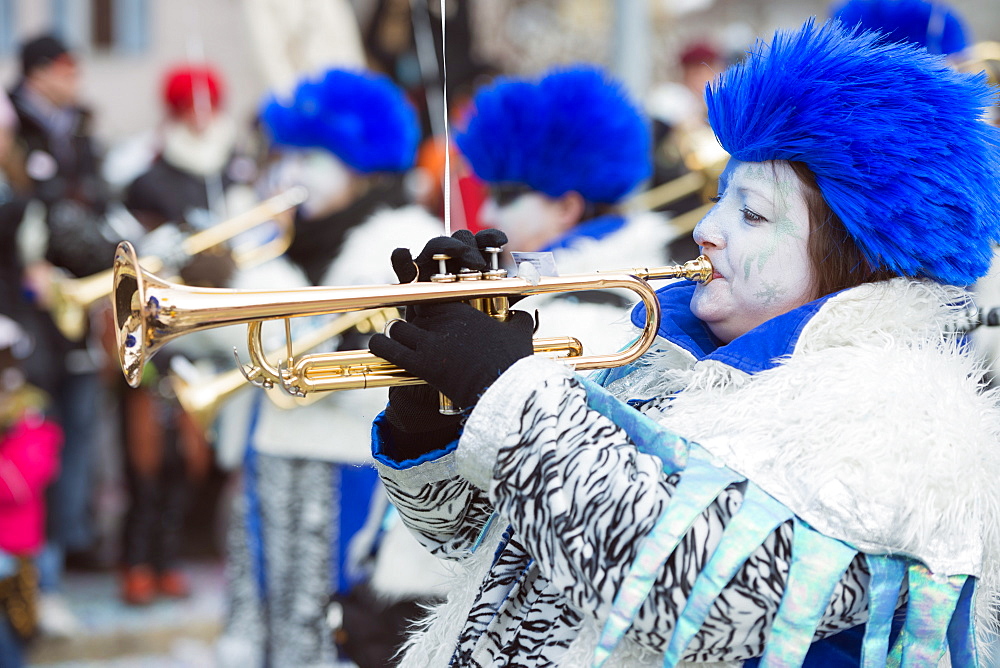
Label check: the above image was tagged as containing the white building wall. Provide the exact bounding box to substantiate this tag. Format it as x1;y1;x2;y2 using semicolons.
0;0;270;146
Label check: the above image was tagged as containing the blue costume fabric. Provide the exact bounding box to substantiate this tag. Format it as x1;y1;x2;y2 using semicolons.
540;214;628;253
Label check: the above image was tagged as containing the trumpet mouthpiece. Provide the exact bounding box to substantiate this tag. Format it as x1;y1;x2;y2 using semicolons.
680;255;714;284
603;255;714;284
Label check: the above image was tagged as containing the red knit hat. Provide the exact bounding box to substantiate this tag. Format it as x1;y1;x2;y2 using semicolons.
162;65;224;117
679;41;721;68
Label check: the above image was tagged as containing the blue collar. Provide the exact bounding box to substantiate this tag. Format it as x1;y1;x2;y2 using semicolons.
541;214;627;252
630;282;837;375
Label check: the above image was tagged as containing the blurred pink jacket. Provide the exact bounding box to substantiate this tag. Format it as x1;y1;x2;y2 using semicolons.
0;415;62;556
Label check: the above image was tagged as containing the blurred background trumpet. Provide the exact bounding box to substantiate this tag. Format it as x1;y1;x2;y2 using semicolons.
45;187;306;341
168;306;400;438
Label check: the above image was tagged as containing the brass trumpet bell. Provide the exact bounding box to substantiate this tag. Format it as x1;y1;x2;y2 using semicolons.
113;239;713;391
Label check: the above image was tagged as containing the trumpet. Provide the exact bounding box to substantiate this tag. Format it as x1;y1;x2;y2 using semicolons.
113;239;713;398
49;187;306;341
170;307;400;435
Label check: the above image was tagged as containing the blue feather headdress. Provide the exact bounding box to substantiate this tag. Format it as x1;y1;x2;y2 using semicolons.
707;19;1000;285
830;0;969;55
260;69;419;174
456;66;651;204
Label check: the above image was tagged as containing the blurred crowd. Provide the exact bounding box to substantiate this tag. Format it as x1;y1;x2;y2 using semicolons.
0;1;997;667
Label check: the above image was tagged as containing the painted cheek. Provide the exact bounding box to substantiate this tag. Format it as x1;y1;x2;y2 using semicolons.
743;237;809;310
497;196;550;248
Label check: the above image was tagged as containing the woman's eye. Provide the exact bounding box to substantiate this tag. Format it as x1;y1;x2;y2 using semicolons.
741;207;767;224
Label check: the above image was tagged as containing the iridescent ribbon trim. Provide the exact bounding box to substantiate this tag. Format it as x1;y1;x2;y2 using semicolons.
593;455;743;667
861;555;907;667
887;565;968;667
759;521;858;666
581;377;689;473
664;484;794;666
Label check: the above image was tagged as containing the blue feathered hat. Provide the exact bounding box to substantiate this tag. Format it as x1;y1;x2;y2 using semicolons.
456;66;651;204
260;69;419;174
830;0;969;55
706;19;1000;285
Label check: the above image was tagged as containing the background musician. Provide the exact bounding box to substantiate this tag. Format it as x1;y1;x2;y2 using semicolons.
7;34;115;636
114;64;247;607
455;65;681;356
217;66;448;668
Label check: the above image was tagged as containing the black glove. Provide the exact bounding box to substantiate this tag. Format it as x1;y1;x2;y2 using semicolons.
369;301;534;411
390;228;508;285
381;229;511;438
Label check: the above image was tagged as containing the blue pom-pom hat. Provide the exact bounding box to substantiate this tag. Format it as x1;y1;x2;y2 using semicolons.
706;19;1000;286
456;66;652;205
830;0;969;55
260;69;419;174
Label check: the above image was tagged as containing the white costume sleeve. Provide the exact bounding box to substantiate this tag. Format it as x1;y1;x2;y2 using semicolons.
375;453;498;562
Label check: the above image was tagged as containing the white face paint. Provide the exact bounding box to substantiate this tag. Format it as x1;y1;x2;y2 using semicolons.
269;150;352;220
690;159;816;343
478;191;564;252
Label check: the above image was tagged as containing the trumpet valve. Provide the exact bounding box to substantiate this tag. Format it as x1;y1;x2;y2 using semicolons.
482;247;507;280
431;253;456;282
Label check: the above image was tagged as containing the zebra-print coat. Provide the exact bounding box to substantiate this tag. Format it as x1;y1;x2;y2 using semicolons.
373;277;1000;667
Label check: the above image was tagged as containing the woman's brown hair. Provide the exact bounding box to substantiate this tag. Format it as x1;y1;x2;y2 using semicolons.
789;161;897;299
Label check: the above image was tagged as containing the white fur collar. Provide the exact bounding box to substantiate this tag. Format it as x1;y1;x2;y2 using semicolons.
552;210;685;276
648;279;1000;572
320;205;443;287
160;116;236;176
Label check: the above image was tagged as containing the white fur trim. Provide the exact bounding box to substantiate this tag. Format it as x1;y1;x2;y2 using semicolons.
395;521;505;668
160;116;236;177
551;210;684;276
321;205;443;287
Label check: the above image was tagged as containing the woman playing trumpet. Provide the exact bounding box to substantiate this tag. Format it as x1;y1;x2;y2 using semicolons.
367;19;1000;666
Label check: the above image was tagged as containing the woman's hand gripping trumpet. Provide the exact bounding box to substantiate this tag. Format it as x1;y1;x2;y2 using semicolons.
369;229;535;460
